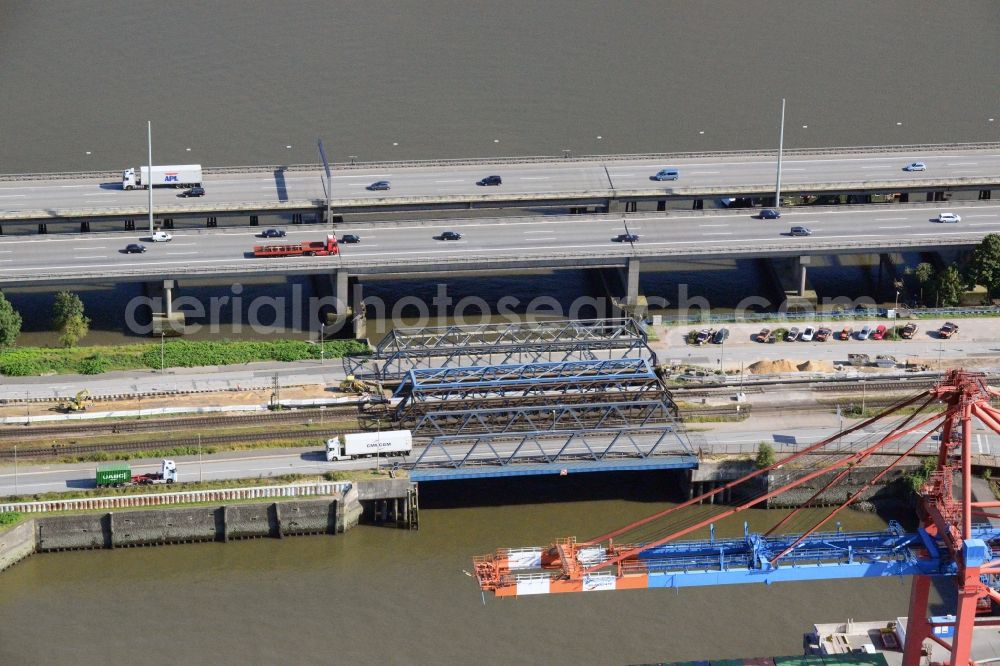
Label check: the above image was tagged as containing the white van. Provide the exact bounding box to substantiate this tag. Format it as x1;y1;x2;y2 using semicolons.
652;168;680;181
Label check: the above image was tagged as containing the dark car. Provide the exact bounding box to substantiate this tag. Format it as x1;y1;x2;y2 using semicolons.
179;186;205;197
261;228;286;238
439;231;463;241
712;328;730;344
477;175;502;186
124;243;146;254
789;226;812;236
341;234;361;244
366;181;390;191
759;208;781;219
613;233;640;243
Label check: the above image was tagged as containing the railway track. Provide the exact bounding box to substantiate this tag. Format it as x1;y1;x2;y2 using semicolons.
0;406;360;441
0;426;355;460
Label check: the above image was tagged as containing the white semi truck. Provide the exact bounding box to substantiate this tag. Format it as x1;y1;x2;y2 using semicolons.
326;430;412;462
122;164;202;190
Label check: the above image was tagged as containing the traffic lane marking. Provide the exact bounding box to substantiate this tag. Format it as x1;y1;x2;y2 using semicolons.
3;227;996;271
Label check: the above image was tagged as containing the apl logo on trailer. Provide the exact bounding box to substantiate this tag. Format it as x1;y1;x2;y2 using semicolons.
164;173;179;182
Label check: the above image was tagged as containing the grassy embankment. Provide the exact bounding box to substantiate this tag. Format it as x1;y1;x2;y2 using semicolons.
0;339;368;376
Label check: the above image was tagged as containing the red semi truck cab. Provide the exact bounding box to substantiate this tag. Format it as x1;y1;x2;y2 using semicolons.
253;234;339;257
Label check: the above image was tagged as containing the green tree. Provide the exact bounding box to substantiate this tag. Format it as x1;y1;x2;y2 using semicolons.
59;314;90;348
0;291;22;347
911;262;936;305
936;265;964;307
52;291;85;330
755;442;776;469
51;292;89;347
969;233;1000;298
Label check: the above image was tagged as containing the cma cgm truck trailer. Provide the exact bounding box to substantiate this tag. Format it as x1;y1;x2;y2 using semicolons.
326;430;412;461
122;164;202;190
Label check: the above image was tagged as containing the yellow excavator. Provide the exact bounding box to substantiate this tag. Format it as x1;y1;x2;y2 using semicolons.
339;375;388;404
59;389;90;412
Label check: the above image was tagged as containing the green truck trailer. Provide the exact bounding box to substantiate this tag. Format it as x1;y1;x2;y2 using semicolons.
96;462;132;487
95;460;178;488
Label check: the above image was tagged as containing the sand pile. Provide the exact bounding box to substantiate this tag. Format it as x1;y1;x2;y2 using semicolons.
747;359;799;374
797;360;835;372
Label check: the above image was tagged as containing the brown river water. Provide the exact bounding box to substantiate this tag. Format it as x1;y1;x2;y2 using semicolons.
0;474;941;665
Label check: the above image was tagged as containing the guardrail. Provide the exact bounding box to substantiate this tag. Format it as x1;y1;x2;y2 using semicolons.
5;175;998;223
2;141;999;181
0;481;352;514
657;305;1000;325
0;233;992;285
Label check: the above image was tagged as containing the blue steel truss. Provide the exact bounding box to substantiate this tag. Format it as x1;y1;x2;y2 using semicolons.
402;425;692;472
346;319;655;379
394;357;656;398
623;524;1000;588
407;400;678;436
393;358;667;421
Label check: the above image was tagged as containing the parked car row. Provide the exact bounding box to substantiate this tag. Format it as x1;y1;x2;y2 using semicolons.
693;328;729;345
754;322;930;343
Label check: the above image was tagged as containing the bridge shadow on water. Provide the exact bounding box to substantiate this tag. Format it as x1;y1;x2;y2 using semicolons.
273;168;288;202
419;469;689;509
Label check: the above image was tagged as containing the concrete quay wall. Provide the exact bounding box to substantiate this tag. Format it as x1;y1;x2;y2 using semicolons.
0;482;390;574
0;521;36;572
33;498;351;551
766;463;920;509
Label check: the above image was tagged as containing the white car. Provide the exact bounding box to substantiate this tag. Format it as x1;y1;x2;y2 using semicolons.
903;162;926;172
936;213;961;224
151;231;173;242
800;326;815;342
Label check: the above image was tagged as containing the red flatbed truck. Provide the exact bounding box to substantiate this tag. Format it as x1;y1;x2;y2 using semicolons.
253;234;339;257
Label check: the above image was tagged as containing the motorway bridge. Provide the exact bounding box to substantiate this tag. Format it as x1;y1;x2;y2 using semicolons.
1;202;998;298
1;143;998;224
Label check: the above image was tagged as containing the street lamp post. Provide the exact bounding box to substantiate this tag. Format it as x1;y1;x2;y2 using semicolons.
147;121;154;235
375;419;381;474
894;290;900;314
160;331;165;373
775;98;786;212
198;433;203;483
13;444;17;495
320;322;326;364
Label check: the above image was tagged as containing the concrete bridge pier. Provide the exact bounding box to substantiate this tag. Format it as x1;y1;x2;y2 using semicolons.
797;257;809;297
626;258;641;306
657;200;666;212
334;269;351;317
692;199;704;210
926;191;946;202
606;199;622;213
980;189;992;200
151;279;185;335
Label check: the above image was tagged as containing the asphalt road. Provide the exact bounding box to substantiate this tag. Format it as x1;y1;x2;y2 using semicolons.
2;149;1000;215
2;202;1000;283
0;419;981;497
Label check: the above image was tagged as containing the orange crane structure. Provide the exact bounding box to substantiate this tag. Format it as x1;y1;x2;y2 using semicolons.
473;370;1000;665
